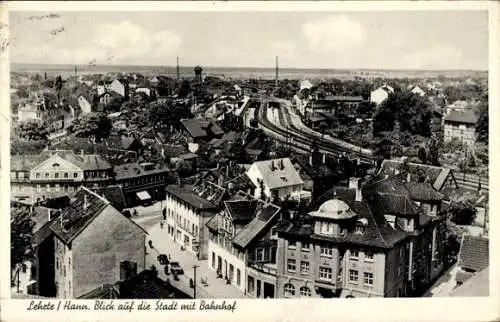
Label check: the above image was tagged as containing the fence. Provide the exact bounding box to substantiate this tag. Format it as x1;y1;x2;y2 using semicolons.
454;171;489;193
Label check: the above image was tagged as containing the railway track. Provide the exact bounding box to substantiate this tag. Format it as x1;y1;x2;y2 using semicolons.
258;99;374;164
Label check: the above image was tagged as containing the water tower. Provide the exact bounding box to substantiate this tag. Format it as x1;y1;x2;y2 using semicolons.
194;66;203;84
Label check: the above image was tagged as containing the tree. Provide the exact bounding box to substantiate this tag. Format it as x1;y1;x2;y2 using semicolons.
373;91;432;137
15;120;49;141
68;112;113;141
10;138;47;155
444;219;465;266
11;207;35;270
418;146;428;164
476;101;488;144
177;80;191;98
448;200;477;225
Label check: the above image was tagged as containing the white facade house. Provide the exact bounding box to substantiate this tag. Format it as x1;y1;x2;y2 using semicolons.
164;182;225;260
78;96;92;114
246;158;304;201
370;85;394;105
18;104;39;122
443;110;477;151
135;88;151;96
109;79;125;97
410;85;426;97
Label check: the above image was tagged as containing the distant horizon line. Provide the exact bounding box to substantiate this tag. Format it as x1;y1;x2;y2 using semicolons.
10;62;488;73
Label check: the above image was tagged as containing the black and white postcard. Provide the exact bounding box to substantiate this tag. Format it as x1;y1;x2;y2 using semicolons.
1;1;498;322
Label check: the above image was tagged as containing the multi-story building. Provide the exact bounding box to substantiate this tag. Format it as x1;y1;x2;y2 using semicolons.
11;151;112;205
32;187;147;298
443;110;478;151
276;179;408;298
165;181;226;259
205;191;281;297
114;162;173;204
364;174;447;293
246;158;304;201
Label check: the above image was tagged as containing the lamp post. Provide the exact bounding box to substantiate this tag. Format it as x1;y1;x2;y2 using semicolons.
192;265;199;299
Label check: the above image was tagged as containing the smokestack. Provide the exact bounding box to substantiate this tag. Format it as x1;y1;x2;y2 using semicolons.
48;209;51;222
176;56;180;82
309;154;313;167
323;154;326;164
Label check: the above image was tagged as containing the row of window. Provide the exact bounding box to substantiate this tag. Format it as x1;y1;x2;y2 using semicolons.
288;242;374;261
283;283;312;297
211;252;242;286
168;208;199;237
349;270;374;286
37;184;76;193
120;174;166;187
35;172;79;179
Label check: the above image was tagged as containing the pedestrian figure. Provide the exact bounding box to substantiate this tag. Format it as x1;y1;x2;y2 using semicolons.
160;222;164;230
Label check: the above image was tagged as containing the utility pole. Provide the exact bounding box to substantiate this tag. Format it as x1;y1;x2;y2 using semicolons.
192;265;199;299
275;56;279;89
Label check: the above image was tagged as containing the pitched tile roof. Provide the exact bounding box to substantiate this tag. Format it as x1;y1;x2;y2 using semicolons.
181;118;224;139
30;150;112;171
286;187;408;249
115;270;191;299
405;181;445;202
48;188;110;244
248;158;304;190
114;162;171;180
224;199;260;223
232;203;281;249
293;154;336;179
458;235;489;272
11;152;52;171
78;270;191;299
379;159;454;191
444;110;478;124
91;185;127;211
165;184;219;211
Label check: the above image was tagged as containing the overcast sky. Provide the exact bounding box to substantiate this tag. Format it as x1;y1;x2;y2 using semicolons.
9;11;488;70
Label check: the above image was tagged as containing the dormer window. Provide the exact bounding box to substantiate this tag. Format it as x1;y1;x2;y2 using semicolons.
355;220;367;234
53;163;60;167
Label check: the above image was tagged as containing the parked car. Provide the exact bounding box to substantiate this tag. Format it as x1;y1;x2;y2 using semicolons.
157;254;168;265
170;262;184;275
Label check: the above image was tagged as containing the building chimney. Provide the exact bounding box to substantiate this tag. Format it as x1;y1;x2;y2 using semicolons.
83;194;88;211
271;160;275;171
406;172;411;183
309;154;313;167
323;154;326;164
48;209;51;222
349;178;362;202
349;177;359;190
80;149;84;157
280;159;284;170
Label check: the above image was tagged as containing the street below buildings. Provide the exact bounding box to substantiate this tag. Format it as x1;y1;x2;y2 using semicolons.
133;212;250;299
